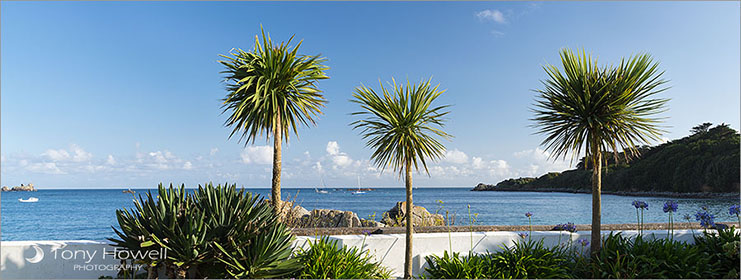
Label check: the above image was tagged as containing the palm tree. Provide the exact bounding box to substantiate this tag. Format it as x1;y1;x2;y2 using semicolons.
532;49;668;254
219;28;329;217
351;78;452;278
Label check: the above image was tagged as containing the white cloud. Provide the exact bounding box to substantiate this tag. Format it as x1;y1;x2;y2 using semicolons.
443;149;469;164
326;141;340;155
106;155;116;165
241;146;273;165
476;9;507;24
513;148;571;176
42;144;92;162
209;148;219;156
472;157;484;169
331;154;354;168
26;162;65;174
182;161;193;170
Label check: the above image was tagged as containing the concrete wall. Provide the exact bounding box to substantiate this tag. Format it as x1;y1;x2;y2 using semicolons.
0;230;709;279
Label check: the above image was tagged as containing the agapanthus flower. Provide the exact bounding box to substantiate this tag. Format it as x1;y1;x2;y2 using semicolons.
525;212;533;218
578;239;589;247
518;232;528;239
632;200;649;210
663;200;678;213
683;214;692;221
553;222;577;232
361;230;372;236
694;211;715;228
730;205;740;216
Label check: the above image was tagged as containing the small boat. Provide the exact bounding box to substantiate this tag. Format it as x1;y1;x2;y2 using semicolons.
122;189;135;194
315;178;329;194
352;176;366;195
19;197;39;203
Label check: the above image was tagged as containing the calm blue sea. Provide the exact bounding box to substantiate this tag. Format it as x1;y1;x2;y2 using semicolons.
1;188;738;241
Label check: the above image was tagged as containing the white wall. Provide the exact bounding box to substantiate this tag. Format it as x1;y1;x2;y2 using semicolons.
0;230;709;279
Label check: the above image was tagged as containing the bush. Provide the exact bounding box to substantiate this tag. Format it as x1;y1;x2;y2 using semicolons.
592;232;716;278
293;236;391;279
694;227;741;278
109;183;300;279
424;239;573;279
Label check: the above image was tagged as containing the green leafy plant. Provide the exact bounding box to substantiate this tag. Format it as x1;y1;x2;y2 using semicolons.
424;239;572;279
592;232;717;279
693;227;741;279
109;183;300;279
293;237;391;279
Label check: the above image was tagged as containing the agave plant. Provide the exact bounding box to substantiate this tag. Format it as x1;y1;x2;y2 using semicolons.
219;27;329;217
110;183;300;279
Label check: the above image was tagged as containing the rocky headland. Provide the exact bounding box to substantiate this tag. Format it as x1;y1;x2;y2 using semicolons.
1;183;38;192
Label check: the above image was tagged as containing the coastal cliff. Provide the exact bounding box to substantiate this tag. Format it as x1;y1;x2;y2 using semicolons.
1;183;38;192
474;123;740;196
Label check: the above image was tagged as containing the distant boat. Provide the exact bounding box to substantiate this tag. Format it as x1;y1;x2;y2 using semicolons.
352;176;366;195
122;189;135;194
315;178;329;194
19;197;39;203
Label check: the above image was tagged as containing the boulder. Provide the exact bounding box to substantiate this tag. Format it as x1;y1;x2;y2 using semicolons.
381;201;445;227
299;209;362;228
1;186;9;192
360;219;386;227
2;183;37;192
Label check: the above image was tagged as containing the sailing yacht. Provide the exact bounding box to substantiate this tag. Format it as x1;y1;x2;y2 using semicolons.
315;178;329;194
352;176;366;195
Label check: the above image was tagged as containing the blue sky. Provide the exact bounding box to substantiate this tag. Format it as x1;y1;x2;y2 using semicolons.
1;1;739;189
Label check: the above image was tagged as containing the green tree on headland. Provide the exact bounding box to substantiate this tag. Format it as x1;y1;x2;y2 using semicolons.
531;49;669;254
219;28;329;217
351;78;452;278
691;122;713;135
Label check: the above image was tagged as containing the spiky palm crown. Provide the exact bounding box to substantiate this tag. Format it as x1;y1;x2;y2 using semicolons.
351;78;452;176
219;28;329;144
532;49;669;166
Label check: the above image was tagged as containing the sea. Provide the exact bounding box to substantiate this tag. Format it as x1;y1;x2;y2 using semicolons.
1;188;738;241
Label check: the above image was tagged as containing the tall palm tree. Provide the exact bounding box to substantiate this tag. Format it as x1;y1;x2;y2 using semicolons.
219;28;329;217
351;78;451;278
532;49;668;254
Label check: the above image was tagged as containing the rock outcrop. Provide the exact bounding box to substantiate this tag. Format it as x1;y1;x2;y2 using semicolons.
289;206;385;228
472;183;494;191
1;183;37;192
381;201;445;227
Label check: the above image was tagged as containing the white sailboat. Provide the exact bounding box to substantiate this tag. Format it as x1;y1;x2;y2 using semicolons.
352;176;366;195
315;178;329;194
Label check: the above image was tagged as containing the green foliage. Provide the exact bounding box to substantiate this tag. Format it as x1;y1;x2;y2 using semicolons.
532;48;668;165
424;239;573;279
219;27;329;144
490;124;740;193
293;237;391;279
591;233;717;279
350;77;452;175
693;227;741;278
109;183;300;279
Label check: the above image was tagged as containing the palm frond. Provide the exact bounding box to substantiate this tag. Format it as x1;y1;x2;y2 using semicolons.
218;27;329;145
531;48;669;166
351;78;452;176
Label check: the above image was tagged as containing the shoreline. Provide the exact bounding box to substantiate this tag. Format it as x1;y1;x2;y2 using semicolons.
472;186;740;199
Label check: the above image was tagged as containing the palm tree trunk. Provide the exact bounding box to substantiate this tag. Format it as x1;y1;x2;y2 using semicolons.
404;159;414;279
590;150;602;254
271;114;283;218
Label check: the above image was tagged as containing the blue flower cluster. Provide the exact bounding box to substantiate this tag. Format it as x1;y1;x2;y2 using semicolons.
663;200;678;213
518;232;529;239
632;200;649;210
525;212;533;218
577;239;589;247
730;205;740;216
554;222;577;232
694;211;715;228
